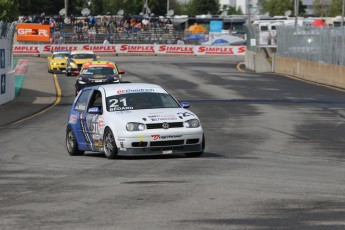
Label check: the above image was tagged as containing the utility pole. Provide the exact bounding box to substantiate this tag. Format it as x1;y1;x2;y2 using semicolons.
341;0;345;27
294;0;299;27
167;0;170;15
64;0;68;18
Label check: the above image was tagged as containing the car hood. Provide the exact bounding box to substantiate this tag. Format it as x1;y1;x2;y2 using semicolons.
73;58;94;64
51;58;67;63
113;108;197;123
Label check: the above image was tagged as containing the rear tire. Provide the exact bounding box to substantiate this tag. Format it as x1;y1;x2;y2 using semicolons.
66;126;84;156
103;128;118;159
185;134;205;158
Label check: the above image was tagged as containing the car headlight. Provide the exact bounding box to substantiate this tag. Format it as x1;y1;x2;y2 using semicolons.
184;119;200;128
126;122;146;131
77;77;86;84
70;62;77;67
53;62;59;66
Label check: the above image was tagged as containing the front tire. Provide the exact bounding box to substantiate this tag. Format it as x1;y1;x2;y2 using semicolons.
66;126;84;156
103;128;118;159
185;134;205;158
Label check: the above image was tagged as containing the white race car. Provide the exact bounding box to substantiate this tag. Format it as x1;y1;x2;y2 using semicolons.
66;83;205;159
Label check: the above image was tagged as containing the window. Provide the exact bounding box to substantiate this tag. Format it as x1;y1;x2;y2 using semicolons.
75;89;92;111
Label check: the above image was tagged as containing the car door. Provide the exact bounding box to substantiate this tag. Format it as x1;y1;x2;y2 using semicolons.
73;89;93;150
83;90;105;152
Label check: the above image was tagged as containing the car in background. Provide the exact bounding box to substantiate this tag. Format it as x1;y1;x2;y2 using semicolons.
66;83;205;159
75;60;125;95
47;51;70;73
66;50;99;76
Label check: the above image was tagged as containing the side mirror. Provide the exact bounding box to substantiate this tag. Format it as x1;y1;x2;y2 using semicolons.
47;56;51;61
118;69;125;74
88;106;102;114
180;102;190;108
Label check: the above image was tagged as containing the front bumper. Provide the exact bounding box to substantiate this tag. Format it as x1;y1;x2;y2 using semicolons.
116;143;202;156
115;131;204;156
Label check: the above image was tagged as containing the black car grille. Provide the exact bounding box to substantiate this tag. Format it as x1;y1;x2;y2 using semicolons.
150;140;184;147
146;122;183;129
186;139;199;144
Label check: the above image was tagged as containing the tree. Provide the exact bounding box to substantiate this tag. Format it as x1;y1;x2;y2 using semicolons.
328;0;343;16
262;0;293;16
188;0;220;15
0;0;19;22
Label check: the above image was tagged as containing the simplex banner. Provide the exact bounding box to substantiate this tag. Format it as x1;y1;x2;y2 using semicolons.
13;44;246;56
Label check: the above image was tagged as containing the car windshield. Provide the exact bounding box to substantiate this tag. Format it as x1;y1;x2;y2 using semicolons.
71;53;95;59
81;67;115;75
52;53;69;59
106;92;180;111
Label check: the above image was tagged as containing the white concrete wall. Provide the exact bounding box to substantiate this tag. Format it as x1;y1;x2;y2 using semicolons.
0;39;15;105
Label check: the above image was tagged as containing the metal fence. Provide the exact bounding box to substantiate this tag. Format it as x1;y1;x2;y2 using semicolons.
276;26;345;66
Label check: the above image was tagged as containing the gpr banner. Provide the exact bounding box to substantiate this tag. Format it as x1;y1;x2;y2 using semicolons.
13;44;246;56
16;24;50;42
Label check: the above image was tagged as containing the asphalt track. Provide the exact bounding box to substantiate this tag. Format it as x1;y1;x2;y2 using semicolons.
1;55;345;230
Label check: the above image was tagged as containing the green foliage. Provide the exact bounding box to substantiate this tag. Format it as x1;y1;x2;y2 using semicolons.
262;0;293;16
188;0;220;15
328;0;343;17
0;0;19;22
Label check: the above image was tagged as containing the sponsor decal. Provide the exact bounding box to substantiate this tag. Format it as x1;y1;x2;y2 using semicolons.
116;88;155;94
177;112;195;117
197;46;246;55
83;45;117;52
17;24;50;42
69;115;77;124
120;44;155;53
0;49;4;68
159;45;194;54
13;45;40;54
1;74;5;94
151;134;183;140
148;114;177;121
109;106;133;111
43;45;78;52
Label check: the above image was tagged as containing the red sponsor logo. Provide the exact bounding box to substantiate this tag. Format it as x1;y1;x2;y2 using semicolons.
158;46;194;54
120;45;155;53
83;45;117;52
197;46;246;55
43;45;78;52
151;134;160;140
116;89;126;94
13;46;39;53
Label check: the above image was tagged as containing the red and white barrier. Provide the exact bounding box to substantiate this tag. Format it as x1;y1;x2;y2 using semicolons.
13;44;246;56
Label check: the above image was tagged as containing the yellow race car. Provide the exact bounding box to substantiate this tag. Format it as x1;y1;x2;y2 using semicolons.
47;51;70;73
66;50;99;76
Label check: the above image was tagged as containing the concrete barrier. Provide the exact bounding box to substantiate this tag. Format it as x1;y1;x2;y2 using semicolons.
245;49;272;73
0;39;15;105
274;56;345;89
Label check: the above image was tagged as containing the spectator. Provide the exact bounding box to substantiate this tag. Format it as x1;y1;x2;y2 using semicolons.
103;37;110;45
177;38;184;45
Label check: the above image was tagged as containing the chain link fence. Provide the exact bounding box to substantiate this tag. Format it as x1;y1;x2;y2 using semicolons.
276;26;345;66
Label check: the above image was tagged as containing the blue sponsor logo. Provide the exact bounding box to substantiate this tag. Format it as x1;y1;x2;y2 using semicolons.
0;49;5;69
210;21;222;33
1;74;5;94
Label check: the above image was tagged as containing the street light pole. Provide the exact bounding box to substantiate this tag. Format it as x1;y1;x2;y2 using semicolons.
341;0;345;28
294;0;299;27
167;0;170;15
64;0;68;18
